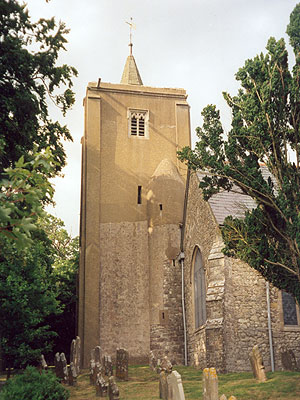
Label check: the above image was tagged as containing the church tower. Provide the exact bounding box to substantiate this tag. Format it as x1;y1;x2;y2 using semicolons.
78;43;191;367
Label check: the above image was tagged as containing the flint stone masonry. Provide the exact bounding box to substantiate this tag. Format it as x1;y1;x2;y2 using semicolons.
116;348;128;380
203;367;218;400
184;172;300;373
249;345;267;382
167;370;185;400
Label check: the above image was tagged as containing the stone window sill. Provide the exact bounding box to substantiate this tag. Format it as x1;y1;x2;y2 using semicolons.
283;325;300;332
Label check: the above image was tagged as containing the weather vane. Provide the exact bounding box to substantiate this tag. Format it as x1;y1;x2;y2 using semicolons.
126;17;136;55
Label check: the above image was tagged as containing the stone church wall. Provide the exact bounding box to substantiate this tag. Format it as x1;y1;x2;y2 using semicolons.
184;173;300;373
98;221;150;364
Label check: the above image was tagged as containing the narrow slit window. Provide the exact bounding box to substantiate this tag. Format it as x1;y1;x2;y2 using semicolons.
159;204;163;211
137;186;142;204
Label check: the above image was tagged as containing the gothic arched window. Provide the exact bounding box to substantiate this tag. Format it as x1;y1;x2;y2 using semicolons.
193;247;206;329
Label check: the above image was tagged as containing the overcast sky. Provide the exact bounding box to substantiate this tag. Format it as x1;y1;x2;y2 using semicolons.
24;0;298;236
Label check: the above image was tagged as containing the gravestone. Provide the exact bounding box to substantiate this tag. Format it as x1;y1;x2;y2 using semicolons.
103;354;113;376
249;345;267;382
167;370;185;400
39;354;47;372
91;361;102;385
203;367;218;400
160;356;172;373
149;351;157;372
60;353;69;384
159;371;169;400
54;353;64;381
96;372;108;397
281;349;298;371
70;336;81;375
94;346;102;364
108;376;120;400
116;348;129;381
219;395;227;400
68;362;77;386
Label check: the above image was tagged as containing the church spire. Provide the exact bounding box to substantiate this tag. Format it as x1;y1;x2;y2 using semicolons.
120;18;143;85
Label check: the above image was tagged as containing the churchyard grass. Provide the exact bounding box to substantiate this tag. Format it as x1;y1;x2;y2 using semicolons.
66;365;300;399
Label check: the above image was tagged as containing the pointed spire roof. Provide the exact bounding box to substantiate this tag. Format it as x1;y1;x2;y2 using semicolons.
121;54;143;85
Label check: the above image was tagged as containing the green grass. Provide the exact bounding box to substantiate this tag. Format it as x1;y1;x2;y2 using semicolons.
67;365;300;400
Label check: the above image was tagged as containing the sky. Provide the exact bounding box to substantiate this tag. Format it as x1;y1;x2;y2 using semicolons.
24;0;298;236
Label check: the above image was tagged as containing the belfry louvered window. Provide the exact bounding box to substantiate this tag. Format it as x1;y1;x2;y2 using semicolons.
193;247;206;329
128;109;148;138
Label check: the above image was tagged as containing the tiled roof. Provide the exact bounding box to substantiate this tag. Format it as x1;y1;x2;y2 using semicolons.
196;166;273;225
120;55;143;85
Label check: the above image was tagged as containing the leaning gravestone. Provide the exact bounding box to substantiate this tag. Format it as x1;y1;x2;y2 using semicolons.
108;376;120;400
249;345;267;382
281;349;298;371
167;370;185;400
70;336;81;375
203;367;218;400
103;354;113;377
38;354;47;372
96;372;108;397
116;348;129;381
91;360;102;386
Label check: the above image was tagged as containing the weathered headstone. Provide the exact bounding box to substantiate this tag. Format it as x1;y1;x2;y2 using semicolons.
70;336;81;375
219;395;227;400
149;350;157;372
68;362;78;386
116;348;129;381
281;349;298;371
94;346;102;364
54;352;64;381
159;371;169;400
167;370;185;400
96;372;108;397
60;353;69;384
203;367;218;400
249;345;267;382
103;354;113;376
160;356;173;374
108;376;120;400
91;361;102;386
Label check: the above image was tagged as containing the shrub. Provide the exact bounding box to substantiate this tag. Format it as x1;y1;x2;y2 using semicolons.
0;366;69;400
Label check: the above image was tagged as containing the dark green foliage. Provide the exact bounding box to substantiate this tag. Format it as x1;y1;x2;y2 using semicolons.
178;4;300;303
0;366;69;400
40;214;79;359
0;232;59;370
0;0;77;176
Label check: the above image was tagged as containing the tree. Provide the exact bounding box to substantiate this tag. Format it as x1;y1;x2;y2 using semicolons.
0;0;77;176
40;214;79;359
0;149;55;247
178;4;300;303
0;230;59;372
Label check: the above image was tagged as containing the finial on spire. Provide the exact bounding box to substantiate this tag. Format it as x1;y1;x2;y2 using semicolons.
126;17;136;55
